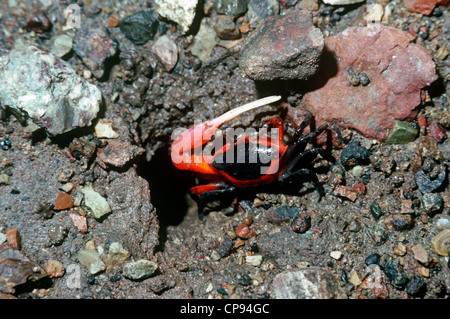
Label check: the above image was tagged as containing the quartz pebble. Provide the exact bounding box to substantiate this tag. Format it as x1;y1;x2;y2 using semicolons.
364;4;384;24
105;242;130;271
156;0;198;34
77;248;106;275
80;186;111;220
123;260;158;281
246;255;263;266
51;34;73;58
330;251;343;260
95;119;119;139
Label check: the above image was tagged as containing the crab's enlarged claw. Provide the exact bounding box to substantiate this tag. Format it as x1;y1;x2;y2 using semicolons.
171;95;281;166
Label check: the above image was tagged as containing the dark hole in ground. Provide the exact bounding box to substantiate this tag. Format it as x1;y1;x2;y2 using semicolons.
139;146;195;227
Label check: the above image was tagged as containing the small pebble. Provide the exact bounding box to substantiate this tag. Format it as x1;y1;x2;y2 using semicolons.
350;183;366;194
365;253;381;265
58;168;74;183
45;260;65;278
415;167;447;193
406;275;424;296
0;173;11;185
385;214;414;231
393;242;407;256
123;260;158;281
48;223;67;245
351;165;364;177
371;225;388;246
429;122;446;143
411;244;430;265
0;232;6;245
54;192;74;211
69;213;88;234
333;185;357;202
291;212;311;233
0;139;12;150
349;270;362;286
330;251;343;260
348;219;361;232
418;267;430;278
246;255;263;267
77;248;106;275
421;193;443;214
80;186;111;219
94;119;119;139
235;224;256;239
340;139;371;168
6;228;21;250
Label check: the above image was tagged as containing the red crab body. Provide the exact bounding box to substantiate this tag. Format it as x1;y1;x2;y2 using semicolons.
170;96;334;218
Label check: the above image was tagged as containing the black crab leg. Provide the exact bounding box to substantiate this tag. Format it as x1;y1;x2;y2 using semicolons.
277;167;325;199
190;183;237;219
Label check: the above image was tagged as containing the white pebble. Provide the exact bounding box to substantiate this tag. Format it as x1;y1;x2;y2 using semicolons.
330;251;343;260
246;255;263;267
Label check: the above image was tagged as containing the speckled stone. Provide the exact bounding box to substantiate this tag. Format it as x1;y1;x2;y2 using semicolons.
0;46;101;136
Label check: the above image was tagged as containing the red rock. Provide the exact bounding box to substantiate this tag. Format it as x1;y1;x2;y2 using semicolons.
6;228;21;250
26;11;52;33
418;115;429;127
235;224;256;239
429;122;446;143
53;192;74;210
69;213;88;233
403;0;437;15
351;183;366;194
333;185;357;202
303;24;437;141
54;192;74;211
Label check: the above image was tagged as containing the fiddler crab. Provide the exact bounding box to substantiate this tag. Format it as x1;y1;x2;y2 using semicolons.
171;96;335;218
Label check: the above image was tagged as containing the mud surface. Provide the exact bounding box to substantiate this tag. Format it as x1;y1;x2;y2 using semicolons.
0;0;449;299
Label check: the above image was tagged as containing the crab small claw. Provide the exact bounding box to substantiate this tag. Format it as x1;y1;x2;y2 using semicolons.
171;95;281;167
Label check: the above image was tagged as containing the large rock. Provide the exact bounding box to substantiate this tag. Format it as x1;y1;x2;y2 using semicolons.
0;46;101;136
0;243;47;294
272;267;347;299
239;10;324;81
403;0;438;15
303;24;437;141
